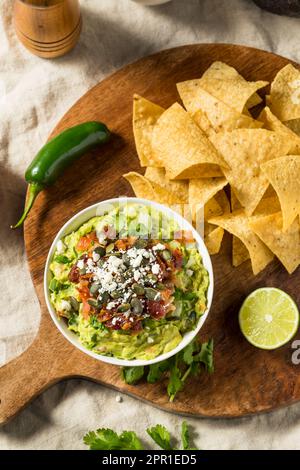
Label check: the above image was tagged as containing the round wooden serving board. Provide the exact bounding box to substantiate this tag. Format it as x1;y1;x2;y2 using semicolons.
1;44;300;425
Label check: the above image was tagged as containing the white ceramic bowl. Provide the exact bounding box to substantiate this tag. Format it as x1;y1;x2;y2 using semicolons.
132;0;172;5
44;197;214;367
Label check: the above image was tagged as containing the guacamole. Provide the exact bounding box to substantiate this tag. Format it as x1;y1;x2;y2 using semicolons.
49;203;209;360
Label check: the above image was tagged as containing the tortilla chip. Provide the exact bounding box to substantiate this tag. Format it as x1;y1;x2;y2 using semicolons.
151;103;228;180
259;107;300;153
210;129;293;215
250;212;300;274
229;190;250;266
204;197;223;220
269;64;300;122
190;109;215;137
144;167;189;203
214;189;230;214
178;61;268;114
123;171;181;206
205;225;224;255
177;84;263;132
133;94;164;167
188;177;227;222
232;237;249;267
202;62;268;110
261;155;300;231
285;118;300;136
209;210;274;275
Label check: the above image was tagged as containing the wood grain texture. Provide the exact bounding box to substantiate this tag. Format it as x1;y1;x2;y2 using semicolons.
1;44;300;425
13;0;81;58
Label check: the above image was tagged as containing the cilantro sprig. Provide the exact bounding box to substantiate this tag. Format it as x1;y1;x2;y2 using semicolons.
84;421;197;450
121;338;214;402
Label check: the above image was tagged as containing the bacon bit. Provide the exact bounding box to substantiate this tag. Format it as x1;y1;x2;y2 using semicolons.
132;320;142;332
76;231;98;252
156;256;171;280
68;264;80;283
79;272;94;281
172;248;183;269
99;310;113;322
146;300;166;319
160;288;173;303
115;236;138;251
115;239;127;251
127;236;138;247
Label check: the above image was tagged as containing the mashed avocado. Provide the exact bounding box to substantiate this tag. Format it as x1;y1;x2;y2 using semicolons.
49;203;209;360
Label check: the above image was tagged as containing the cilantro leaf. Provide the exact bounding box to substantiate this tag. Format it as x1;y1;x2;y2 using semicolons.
147;359;170;383
181;421;198;450
147;424;173;450
181;421;189;450
182;341;195;365
167;359;183;402
122;366;145;385
194;339;214;373
83;428;143;450
54;255;70;264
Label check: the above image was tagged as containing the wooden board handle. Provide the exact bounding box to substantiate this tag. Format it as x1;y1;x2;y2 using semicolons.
0;316;66;425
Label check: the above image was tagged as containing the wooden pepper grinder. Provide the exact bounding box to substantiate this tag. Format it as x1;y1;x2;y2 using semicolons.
13;0;82;59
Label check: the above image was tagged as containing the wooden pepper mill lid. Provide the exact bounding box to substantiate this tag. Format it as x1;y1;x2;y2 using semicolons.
13;0;82;59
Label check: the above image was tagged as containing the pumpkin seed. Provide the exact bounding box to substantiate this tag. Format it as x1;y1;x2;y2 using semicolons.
99;291;110;304
111;290;122;299
87;299;99;308
146;273;157;284
189;311;197;322
117;303;131;312
145;288;160;301
162;249;171;261
106;243;115;254
69;296;79;312
131;298;143;314
156;283;165;290
122;253;131;267
134;238;147;249
132;283;145;295
93;246;106;257
90;283;100;296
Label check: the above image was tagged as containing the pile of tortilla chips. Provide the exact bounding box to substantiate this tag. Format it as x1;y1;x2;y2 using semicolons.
123;62;300;275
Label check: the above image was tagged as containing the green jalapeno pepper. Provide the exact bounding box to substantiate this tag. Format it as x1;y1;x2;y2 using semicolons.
12;121;111;228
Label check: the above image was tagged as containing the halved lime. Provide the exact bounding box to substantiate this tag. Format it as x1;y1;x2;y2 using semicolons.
239;287;299;350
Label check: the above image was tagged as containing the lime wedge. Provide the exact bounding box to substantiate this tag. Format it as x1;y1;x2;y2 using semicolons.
239;287;299;350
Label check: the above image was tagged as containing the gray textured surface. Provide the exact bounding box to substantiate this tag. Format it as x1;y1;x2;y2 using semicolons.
1;0;300;450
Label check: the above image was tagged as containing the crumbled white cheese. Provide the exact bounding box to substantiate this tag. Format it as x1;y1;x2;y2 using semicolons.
133;270;141;282
60;300;71;312
77;259;85;270
186;269;194;277
131;254;143;268
56;240;66;254
107;301;116;310
152;243;165;251
147;337;154;344
151;263;160;274
151;263;160;275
